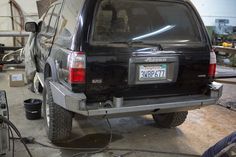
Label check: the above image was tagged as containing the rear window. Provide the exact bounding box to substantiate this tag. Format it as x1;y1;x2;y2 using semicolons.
91;0;202;44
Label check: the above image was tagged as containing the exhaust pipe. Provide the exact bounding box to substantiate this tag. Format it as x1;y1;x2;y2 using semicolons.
102;97;124;108
113;97;123;108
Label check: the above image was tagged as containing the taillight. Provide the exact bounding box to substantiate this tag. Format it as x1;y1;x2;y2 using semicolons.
208;50;216;78
68;51;86;84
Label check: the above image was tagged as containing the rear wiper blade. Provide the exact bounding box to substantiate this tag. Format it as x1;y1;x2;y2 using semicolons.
138;41;164;50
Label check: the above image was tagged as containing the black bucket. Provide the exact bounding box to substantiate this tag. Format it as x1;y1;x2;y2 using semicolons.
24;99;42;120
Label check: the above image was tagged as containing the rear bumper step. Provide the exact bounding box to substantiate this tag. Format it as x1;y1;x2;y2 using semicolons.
50;81;223;117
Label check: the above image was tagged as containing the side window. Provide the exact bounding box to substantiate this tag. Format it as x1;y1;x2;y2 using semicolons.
41;6;55;33
40;3;62;34
48;4;62;34
54;0;85;48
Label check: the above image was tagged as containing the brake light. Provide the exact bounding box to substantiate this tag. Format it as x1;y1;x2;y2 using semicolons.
68;51;86;84
208;50;216;78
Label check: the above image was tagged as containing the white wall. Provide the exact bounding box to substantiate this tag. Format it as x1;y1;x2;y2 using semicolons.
17;0;38;16
0;0;38;29
191;0;236;26
0;0;38;46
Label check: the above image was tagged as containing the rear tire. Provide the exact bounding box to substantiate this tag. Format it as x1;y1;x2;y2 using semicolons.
152;111;188;128
43;78;72;143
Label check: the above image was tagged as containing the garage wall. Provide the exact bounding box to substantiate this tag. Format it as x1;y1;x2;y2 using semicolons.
0;0;38;30
191;0;236;26
0;0;38;46
0;0;236;45
0;0;14;45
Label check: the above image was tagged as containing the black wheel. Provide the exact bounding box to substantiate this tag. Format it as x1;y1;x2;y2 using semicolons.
43;78;72;143
152;111;188;128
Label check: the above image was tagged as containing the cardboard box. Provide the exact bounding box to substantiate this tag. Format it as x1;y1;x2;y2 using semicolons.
9;74;25;87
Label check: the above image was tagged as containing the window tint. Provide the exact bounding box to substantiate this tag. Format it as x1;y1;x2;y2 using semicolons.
54;0;84;48
92;0;201;44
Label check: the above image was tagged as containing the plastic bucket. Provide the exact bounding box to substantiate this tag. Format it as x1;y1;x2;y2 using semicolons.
24;99;42;120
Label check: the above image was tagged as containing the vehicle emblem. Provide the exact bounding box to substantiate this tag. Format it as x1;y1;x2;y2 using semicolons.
151;47;159;53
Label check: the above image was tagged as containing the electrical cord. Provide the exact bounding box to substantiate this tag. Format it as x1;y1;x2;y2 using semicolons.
5;91;11;153
8;117;113;155
9;127;15;157
8;121;200;157
15;116;199;157
0;115;33;157
72;118;113;157
32;140;200;157
1;90;14;155
2;104;199;157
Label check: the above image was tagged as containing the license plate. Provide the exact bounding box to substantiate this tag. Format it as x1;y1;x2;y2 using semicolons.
139;64;167;81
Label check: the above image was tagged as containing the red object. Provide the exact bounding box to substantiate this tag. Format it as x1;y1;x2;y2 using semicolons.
68;52;86;83
208;50;216;78
68;68;85;83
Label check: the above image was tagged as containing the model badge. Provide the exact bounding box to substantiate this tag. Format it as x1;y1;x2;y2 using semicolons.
145;57;167;62
92;79;103;84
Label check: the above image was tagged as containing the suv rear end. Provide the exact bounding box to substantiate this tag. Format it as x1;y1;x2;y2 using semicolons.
40;0;222;143
64;0;220;105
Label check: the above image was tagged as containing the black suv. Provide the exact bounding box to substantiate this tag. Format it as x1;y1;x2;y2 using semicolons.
25;0;223;143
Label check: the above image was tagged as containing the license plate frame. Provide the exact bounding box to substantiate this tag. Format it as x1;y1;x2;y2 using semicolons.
138;64;167;81
128;56;178;85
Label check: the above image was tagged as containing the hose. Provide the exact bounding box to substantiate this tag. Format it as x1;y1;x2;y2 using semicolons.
0;115;33;157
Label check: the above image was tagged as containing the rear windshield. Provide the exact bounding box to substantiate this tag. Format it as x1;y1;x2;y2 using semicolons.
91;0;202;44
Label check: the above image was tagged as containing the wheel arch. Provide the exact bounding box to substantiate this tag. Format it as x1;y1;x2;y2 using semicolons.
44;57;58;82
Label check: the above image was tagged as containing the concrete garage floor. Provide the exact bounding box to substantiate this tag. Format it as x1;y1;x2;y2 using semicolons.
0;69;236;157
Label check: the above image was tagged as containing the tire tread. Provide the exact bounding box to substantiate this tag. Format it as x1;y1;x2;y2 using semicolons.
153;111;188;128
44;78;72;143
